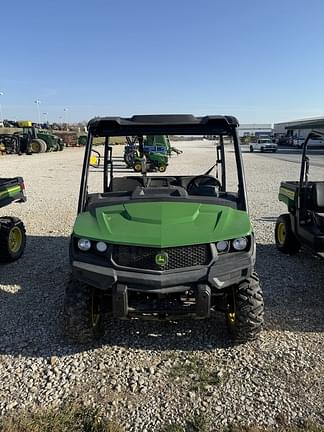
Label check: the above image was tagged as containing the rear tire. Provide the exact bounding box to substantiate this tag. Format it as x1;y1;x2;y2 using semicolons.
63;279;104;343
249;145;254;152
275;213;300;254
260;147;264;152
31;138;47;153
226;273;264;343
0;217;26;262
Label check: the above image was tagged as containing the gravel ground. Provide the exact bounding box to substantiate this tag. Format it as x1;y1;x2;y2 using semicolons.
0;142;323;431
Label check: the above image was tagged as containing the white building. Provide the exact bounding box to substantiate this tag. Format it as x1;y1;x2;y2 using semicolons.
238;124;273;138
274;116;324;139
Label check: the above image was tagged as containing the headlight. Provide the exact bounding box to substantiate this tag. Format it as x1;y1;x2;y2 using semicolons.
78;238;91;251
96;241;108;252
216;240;229;252
232;237;248;251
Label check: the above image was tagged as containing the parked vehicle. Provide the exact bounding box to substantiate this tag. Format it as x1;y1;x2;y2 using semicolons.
124;135;170;172
63;114;264;344
292;136;324;148
275;130;324;256
14;122;64;153
250;138;277;153
0;177;26;262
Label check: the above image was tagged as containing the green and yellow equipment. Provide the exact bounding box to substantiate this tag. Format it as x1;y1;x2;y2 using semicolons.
275;129;324;256
0;177;26;262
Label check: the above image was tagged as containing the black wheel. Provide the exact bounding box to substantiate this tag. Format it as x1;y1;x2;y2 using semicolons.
249;145;254;152
260;147;264;152
0;217;26;262
272;149;277;153
158;165;167;173
275;213;300;254
63;278;104;343
226;273;264;343
124;151;136;167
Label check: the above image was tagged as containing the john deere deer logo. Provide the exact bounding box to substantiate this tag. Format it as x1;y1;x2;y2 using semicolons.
155;252;168;267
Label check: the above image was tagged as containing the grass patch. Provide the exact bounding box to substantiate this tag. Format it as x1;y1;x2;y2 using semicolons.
0;405;123;432
169;356;222;391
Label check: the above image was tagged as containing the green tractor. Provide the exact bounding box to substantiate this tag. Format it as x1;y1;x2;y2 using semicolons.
124;135;170;172
64;115;264;344
13;121;64;154
0;177;26;262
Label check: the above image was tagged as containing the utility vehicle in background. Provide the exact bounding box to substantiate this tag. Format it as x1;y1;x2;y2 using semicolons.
275;130;324;256
64;115;264;344
0;177;26;262
124;135;180;172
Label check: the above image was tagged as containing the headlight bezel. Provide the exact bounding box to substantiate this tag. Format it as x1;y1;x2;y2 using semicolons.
77;238;92;251
232;237;248;251
216;236;250;254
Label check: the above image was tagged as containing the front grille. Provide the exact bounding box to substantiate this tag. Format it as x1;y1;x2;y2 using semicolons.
112;244;212;271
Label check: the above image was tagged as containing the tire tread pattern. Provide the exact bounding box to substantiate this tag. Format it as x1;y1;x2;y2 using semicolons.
0;217;26;262
63;278;104;343
230;272;264;343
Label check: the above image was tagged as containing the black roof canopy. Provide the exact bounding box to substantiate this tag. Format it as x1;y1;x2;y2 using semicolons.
87;115;239;136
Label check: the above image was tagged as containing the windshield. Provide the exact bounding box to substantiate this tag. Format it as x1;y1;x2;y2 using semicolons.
82;133;244;211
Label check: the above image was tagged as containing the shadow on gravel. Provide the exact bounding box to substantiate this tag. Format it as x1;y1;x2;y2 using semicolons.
256;243;324;334
0;236;323;360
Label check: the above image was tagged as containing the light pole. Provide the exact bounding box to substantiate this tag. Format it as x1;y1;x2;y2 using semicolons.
0;91;4;123
34;99;41;124
43;112;48;123
63;107;69;123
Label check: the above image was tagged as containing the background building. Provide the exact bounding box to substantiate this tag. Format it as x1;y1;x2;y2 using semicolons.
238;124;273;138
274;116;324;139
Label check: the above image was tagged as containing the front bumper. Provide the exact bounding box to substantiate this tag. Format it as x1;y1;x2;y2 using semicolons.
71;242;256;293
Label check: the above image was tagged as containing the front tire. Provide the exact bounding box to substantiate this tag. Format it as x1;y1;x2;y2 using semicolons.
226;273;264;343
275;213;300;254
63;279;104;343
249;145;254;152
0;217;26;262
133;162;142;172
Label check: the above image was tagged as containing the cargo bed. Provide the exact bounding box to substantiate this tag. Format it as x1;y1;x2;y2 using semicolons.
0;177;26;208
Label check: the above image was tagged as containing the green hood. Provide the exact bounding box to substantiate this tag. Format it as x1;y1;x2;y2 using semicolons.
73;201;252;248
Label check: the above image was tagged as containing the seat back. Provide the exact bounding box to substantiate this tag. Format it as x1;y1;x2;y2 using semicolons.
312;183;324;211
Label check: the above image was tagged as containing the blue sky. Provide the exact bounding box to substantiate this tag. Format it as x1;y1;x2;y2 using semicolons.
1;0;324;123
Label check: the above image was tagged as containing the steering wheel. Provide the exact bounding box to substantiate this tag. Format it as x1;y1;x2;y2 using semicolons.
187;175;221;195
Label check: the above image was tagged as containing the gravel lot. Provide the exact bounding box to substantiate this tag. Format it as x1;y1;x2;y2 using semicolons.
0;141;323;431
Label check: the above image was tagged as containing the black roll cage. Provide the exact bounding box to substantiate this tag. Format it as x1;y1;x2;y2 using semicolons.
298;130;324;212
77;115;247;214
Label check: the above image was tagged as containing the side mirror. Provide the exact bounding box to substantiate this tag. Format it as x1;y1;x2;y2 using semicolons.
89;150;101;168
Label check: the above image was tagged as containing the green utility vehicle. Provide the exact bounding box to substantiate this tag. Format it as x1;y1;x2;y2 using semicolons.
64;115;264;343
12;121;64;154
0;177;26;261
124;135;170;172
275;130;324;256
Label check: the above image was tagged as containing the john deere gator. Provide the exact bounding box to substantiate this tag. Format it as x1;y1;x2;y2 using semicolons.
0;176;26;262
